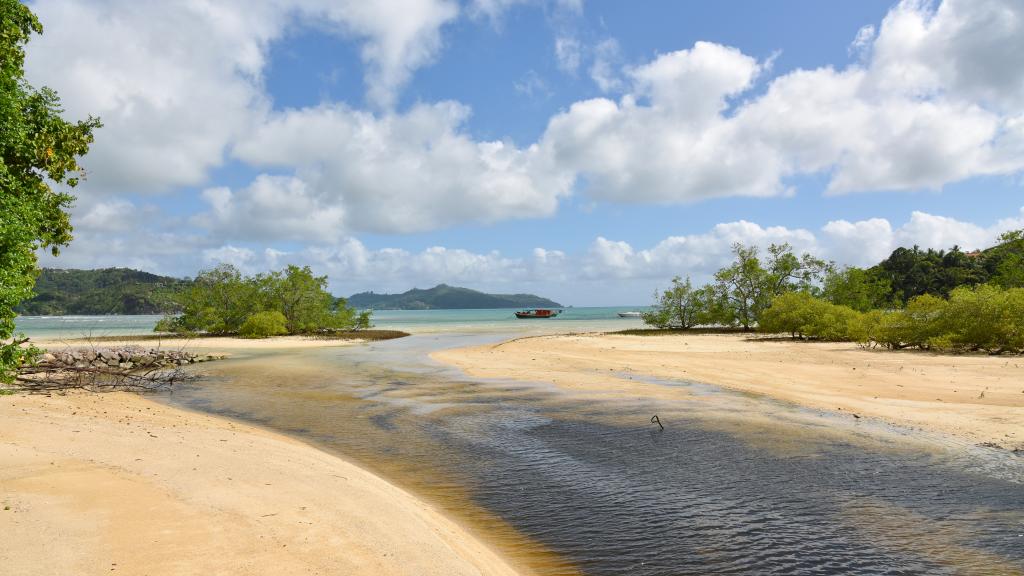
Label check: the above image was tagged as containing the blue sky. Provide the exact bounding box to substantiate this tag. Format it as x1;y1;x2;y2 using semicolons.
24;0;1024;305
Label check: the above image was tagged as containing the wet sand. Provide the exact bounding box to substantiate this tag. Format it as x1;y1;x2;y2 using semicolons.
0;391;520;576
433;332;1024;451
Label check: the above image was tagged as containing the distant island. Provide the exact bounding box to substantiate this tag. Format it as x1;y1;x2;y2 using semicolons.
348;284;562;310
15;270;562;315
16;268;189;315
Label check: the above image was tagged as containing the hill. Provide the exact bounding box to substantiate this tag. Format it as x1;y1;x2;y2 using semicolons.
347;284;562;310
16;268;190;315
868;230;1024;303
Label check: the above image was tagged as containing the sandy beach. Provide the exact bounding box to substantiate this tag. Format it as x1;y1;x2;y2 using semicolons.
0;390;520;576
433;332;1024;451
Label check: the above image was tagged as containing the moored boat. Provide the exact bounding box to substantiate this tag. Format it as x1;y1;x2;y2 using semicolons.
617;311;643;318
515;308;562;319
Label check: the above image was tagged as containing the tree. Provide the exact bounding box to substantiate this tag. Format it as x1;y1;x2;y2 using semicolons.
821;266;893;312
713;243;827;330
256;265;365;334
156;264;371;336
642;276;717;329
156;264;259;335
1;1;100;382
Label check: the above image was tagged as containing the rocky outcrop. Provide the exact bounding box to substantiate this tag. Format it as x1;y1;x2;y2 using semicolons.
35;347;226;371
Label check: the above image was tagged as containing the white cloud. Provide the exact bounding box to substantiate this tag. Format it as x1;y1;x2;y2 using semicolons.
232;102;574;234
39;203;1024;303
584;220;818;280
514;70;551;98
24;0;458;193
555;36;582;74
541;41;778;203
849;24;876;57
194;175;347;243
470;0;582;22
538;0;1024;204
588;38;622;92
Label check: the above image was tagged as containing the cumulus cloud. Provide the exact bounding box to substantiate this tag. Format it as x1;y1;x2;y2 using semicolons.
232;102;574;234
24;0;458;193
194;175;347;243
38;203;1024;303
538;0;1024;203
584;220;818;280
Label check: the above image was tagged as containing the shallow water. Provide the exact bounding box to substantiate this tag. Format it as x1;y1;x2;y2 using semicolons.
14;308;647;340
160;333;1024;575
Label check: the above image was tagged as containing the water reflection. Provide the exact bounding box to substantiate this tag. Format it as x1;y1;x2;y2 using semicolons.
163;334;1024;575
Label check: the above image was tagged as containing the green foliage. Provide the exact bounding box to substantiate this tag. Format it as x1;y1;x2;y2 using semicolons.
1;1;100;382
821;266;893;312
157;264;371;337
871;245;987;303
642;277;718;329
158;265;257;335
238;311;289;339
760;292;860;341
713;243;828;330
16;268;189;314
769;285;1024;354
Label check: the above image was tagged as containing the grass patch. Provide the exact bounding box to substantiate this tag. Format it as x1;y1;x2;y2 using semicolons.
306;329;410;341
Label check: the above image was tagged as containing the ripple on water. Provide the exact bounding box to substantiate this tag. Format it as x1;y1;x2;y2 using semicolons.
165;344;1024;576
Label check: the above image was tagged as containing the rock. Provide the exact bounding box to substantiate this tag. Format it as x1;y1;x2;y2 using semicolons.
84;350;97;362
40;353;56;364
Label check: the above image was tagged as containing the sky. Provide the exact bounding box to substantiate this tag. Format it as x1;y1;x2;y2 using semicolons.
23;0;1024;305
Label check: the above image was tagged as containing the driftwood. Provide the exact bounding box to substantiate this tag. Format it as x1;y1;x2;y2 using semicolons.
11;340;224;394
14;363;192;393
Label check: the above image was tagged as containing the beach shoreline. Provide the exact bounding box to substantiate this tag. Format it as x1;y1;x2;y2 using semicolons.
0;389;522;576
433;332;1024;452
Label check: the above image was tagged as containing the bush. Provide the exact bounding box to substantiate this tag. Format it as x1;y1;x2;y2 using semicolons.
237;311;288;339
760;292;862;341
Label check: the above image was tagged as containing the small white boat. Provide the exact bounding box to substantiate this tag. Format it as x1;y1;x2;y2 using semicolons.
617;311;643;318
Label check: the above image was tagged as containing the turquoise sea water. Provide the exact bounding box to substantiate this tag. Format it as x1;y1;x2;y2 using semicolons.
14;306;649;340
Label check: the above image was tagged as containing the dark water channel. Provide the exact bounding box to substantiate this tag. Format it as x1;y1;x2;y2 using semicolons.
162;334;1024;575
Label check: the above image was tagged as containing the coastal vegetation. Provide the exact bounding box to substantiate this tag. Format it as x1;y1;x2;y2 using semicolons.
348;283;562;310
644;232;1024;354
154;264;371;338
0;0;100;382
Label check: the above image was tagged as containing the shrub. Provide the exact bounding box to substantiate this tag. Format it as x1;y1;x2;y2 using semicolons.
237;311;288;339
761;292;862;341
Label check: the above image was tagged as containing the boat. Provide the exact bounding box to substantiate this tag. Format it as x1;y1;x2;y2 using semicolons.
515;308;562;319
618;311;643;318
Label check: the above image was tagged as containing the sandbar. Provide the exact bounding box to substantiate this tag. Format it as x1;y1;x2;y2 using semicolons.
433;333;1024;451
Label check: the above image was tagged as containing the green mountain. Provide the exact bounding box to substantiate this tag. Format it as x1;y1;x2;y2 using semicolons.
347;284;562;310
16;268;190;315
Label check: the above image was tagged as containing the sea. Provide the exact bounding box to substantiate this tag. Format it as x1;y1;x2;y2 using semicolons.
13;307;650;340
11;311;1024;575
